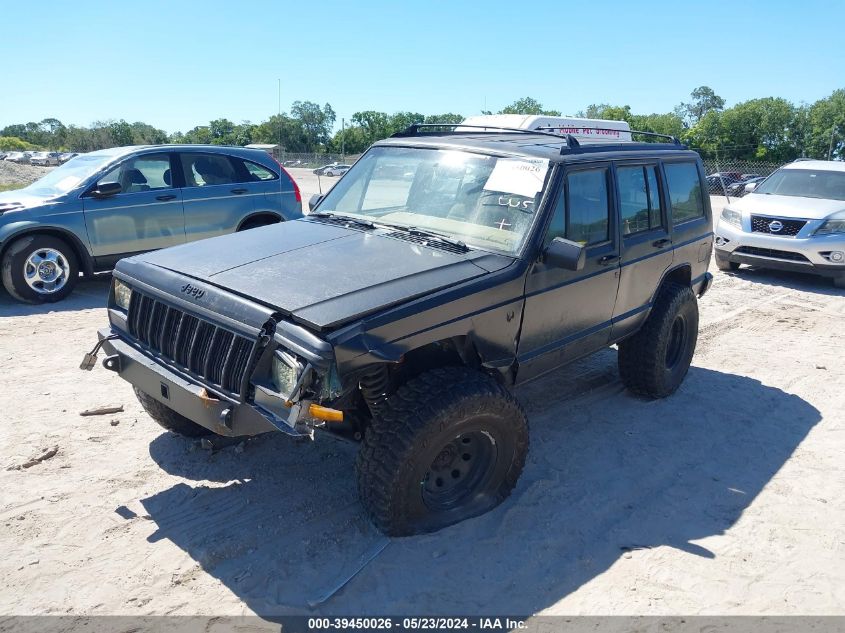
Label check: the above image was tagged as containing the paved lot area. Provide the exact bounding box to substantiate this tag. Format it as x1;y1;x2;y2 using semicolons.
0;178;843;617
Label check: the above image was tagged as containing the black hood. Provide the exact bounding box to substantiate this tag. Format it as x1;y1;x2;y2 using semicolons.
131;219;509;330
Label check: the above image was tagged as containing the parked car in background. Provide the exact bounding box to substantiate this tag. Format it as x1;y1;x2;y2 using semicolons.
740;173;763;180
323;164;351;177
0;144;303;303
30;152;62;166
0;152;7;161
715;159;845;288
313;163;340;175
707;173;741;193
59;152;80;164
726;176;766;197
4;151;32;164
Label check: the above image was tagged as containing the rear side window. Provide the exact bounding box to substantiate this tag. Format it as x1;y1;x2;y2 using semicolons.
617;165;663;235
566;169;610;245
180;153;237;187
664;162;705;225
237;159;278;182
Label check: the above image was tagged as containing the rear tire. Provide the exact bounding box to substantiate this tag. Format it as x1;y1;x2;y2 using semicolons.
715;254;740;272
134;387;213;437
1;234;78;303
356;366;528;536
618;282;699;398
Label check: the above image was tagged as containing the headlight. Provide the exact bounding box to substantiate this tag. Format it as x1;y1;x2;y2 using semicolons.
815;220;845;236
721;208;742;227
113;278;132;311
272;350;303;399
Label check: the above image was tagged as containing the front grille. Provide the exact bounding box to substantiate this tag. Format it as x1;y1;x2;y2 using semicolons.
127;291;255;394
751;215;806;237
735;246;810;262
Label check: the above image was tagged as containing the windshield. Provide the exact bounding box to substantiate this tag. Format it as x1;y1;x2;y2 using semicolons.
315;146;551;256
755;168;845;201
22;153;118;196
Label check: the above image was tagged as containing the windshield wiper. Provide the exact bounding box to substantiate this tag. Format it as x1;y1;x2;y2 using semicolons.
381;223;470;252
309;211;377;230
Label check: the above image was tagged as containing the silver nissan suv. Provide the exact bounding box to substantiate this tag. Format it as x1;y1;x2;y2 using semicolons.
714;159;845;288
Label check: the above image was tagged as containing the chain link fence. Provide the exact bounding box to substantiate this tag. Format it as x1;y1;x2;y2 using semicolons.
700;159;785;199
273;152;362;169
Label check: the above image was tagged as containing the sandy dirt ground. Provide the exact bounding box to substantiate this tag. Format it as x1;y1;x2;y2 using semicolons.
0;180;843;618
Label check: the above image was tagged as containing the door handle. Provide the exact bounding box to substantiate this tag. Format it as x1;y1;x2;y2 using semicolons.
599;255;620;265
652;238;671;248
155;194;177;201
231;188;248;194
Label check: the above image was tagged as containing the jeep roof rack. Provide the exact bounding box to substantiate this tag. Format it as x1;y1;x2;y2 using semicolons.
391;123;683;155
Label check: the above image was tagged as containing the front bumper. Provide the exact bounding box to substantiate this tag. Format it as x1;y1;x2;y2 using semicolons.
97;328;305;437
715;218;845;279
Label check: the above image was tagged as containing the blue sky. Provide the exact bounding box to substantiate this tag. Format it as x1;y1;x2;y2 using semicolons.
2;0;843;133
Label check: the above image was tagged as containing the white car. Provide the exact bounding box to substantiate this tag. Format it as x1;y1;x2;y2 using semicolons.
714;159;845;288
323;164;351;177
29;152;62;166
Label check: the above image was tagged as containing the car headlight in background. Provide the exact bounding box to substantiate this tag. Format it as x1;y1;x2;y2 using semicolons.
113;278;132;311
272;350;303;400
815;219;845;236
721;208;742;227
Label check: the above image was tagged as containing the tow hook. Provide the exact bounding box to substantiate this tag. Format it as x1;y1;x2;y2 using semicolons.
80;335;119;371
102;354;121;373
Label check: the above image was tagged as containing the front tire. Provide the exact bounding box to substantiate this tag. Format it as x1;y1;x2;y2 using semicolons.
356;366;529;536
618;282;699;398
1;234;78;303
134;387;213;437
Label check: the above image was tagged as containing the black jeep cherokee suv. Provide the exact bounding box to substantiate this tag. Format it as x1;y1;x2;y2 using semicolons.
86;125;713;536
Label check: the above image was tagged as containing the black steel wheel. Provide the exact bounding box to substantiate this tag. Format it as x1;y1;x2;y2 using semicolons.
357;366;528;536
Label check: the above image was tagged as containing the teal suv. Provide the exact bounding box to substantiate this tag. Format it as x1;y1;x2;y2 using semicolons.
0;145;302;303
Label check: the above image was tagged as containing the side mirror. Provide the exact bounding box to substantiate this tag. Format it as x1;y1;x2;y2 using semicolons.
309;194;324;212
744;181;758;193
543;237;586;271
90;181;122;198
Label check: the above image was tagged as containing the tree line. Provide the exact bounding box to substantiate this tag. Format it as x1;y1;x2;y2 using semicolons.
2;87;843;161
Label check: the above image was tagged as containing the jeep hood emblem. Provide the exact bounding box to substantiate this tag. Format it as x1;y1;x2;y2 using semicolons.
180;283;205;299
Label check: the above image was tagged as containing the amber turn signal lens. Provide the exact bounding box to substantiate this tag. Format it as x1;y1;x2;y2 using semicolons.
308;404;344;422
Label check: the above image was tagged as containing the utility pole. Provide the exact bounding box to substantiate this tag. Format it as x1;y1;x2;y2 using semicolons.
341;118;346;163
277;79;282;164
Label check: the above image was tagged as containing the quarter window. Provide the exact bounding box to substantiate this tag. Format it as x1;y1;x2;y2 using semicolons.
566;169;610;245
242;160;278;181
664;162;705;225
617;165;664;235
180;154;237;187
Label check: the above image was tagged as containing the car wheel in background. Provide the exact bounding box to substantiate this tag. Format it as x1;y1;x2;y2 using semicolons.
714;253;740;272
238;216;282;232
133;387;213;437
1;234;78;303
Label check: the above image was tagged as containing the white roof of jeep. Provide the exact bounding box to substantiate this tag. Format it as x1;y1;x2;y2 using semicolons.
783;159;845;172
459;114;633;142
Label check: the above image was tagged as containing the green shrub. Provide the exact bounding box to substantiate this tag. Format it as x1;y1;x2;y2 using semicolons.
0;136;40;151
